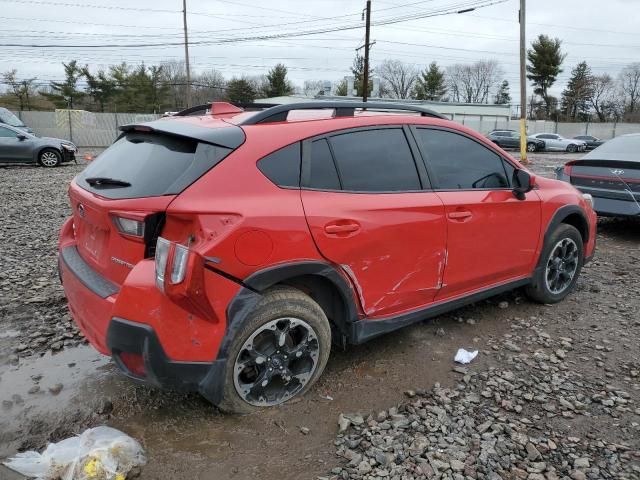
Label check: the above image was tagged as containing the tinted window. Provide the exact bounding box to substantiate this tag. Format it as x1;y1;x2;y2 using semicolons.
416;128;509;190
329;129;421;192
257;143;301;188
77;132;232;199
309;139;340;190
0;126;18;138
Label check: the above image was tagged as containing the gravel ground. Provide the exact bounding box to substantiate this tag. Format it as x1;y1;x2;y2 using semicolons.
0;153;639;480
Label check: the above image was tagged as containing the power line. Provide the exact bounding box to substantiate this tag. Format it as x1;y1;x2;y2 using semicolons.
0;0;509;49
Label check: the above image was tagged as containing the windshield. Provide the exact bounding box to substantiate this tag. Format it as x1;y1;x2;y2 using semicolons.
0;108;25;127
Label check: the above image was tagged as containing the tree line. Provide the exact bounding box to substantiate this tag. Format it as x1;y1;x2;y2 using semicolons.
2;33;640;122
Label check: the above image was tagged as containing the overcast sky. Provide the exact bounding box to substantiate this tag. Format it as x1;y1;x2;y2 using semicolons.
1;0;638;104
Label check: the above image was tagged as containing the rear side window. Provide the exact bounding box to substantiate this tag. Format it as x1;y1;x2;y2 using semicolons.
329;129;421;192
257;143;301;188
309;139;341;190
415;128;510;190
76;132;232;199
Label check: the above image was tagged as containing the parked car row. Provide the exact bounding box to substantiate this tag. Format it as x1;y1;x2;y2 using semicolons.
486;129;602;153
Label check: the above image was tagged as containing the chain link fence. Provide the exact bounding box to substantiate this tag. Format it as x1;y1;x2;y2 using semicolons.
11;110;640;147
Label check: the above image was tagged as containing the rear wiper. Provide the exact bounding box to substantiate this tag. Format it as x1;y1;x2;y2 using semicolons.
85;177;131;188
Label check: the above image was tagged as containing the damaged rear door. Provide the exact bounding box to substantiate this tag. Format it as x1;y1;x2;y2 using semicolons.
300;126;447;318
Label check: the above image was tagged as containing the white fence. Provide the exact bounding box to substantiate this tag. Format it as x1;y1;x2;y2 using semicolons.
11;110;640;147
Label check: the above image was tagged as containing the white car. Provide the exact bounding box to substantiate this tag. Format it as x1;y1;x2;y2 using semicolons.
529;133;587;153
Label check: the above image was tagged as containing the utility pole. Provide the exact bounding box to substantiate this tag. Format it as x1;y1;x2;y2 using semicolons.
519;0;530;164
362;0;372;102
182;0;192;108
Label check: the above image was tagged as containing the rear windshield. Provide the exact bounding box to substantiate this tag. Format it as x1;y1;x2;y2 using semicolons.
76;132;232;199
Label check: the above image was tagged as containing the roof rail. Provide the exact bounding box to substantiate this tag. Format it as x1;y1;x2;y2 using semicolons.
174;102;245;117
237;101;447;125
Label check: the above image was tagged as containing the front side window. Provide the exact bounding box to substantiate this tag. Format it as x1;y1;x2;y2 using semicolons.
415;128;510;190
328;128;421;192
0;126;18;138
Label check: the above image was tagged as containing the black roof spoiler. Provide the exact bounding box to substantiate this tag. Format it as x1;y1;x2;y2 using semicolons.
237;101;448;125
119;119;245;149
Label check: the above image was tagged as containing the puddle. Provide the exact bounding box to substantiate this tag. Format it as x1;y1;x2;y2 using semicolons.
0;345;118;455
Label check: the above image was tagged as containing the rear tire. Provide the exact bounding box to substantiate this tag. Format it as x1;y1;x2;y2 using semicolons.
567;144;578;153
217;286;331;414
39;148;61;167
526;224;583;304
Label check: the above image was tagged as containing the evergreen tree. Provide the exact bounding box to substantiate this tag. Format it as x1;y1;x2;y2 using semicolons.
526;35;566;117
226;78;257;104
335;79;348;96
264;63;294;97
350;54;373;97
82;67;116;112
560;62;594;121
43;60;85;108
494;80;511;104
414;62;447;101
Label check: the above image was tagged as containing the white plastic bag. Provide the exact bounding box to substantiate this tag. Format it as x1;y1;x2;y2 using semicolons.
454;348;478;364
3;426;145;480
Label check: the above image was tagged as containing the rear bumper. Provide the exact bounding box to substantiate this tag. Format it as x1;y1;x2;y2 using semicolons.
58;219;247;403
575;186;640;217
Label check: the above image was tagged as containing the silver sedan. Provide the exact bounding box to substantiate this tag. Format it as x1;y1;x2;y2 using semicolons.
0;123;77;167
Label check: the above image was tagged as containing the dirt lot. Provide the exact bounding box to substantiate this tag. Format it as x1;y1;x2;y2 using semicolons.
1;153;639;480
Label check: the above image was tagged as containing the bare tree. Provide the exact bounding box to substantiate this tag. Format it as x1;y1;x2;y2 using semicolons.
159;60;187;110
446;60;503;103
2;69;36;110
376;60;418;99
192;69;226;105
589;74;622;122
619;62;640;116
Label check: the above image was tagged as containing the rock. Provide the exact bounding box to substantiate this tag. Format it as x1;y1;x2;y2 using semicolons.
450;459;464;472
300;426;310;435
498;301;509;309
504;341;521;353
48;383;63;395
435;327;446;337
27;385;40;394
96;398;113;415
338;414;350;433
573;458;590;468
526;443;542;461
357;460;371;474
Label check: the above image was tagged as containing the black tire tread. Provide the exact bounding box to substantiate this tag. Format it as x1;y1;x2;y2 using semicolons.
216;286;331;414
526;224;583;304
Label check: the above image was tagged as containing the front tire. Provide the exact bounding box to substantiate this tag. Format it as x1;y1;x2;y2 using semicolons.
526;224;583;304
39;148;61;167
217;287;331;414
526;142;537;153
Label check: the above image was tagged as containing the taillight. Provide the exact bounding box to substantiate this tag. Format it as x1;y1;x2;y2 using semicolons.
171;244;189;284
155;237;191;291
154;237;171;291
153;236;216;320
112;215;145;237
563;161;576;176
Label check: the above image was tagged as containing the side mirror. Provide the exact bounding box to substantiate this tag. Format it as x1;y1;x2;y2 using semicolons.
17;134;27;141
512;169;535;200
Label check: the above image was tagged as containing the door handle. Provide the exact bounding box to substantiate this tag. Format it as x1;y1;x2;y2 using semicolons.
324;223;360;234
448;210;472;220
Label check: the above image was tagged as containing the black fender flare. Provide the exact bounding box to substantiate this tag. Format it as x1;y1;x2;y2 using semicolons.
535;205;590;273
199;261;360;405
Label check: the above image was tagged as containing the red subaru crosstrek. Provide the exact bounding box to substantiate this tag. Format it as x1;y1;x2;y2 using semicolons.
58;102;596;413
